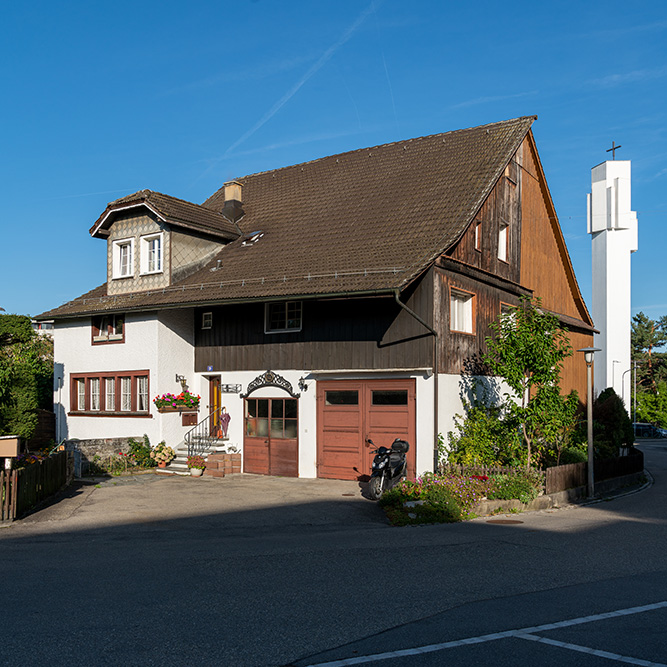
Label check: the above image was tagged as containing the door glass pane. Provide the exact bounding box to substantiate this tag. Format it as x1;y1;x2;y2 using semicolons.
256;418;269;437
246;399;256;418
257;399;269;418
325;390;358;405
284;419;297;439
285;399;297;418
271;400;284;418
372;390;408;405
270;419;284;438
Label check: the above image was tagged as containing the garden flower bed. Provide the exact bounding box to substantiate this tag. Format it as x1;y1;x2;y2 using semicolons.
378;470;543;526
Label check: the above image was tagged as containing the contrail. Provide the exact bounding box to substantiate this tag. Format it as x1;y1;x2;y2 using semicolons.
223;1;378;157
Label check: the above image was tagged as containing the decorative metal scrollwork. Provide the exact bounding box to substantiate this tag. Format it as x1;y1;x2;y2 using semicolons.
241;370;301;398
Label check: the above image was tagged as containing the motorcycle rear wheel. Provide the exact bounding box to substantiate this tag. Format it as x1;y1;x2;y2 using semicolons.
369;475;384;500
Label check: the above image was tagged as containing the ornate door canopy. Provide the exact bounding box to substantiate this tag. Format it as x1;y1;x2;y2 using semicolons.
241;370;301;398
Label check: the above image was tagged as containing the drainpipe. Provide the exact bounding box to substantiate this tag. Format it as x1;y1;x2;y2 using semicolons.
393;290;439;472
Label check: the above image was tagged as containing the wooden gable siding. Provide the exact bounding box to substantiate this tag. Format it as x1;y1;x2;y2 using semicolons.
434;267;522;375
519;136;585;322
447;146;522;283
194;273;434;372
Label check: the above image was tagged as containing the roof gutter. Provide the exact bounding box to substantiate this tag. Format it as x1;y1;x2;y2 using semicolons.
393;290;440;473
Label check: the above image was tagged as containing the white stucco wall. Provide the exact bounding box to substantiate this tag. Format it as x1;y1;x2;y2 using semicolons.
53;309;194;448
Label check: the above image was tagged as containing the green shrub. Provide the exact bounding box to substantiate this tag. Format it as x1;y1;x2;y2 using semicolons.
559;446;588;464
128;435;157;468
487;470;542;504
593;388;634;452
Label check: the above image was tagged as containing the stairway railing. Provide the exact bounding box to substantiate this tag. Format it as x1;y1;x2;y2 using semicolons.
184;406;225;457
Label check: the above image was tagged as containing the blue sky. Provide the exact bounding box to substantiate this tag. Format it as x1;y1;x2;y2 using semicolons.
1;0;666;321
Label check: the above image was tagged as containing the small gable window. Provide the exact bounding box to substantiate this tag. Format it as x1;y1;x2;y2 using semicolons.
498;223;509;263
450;288;474;334
140;233;163;274
265;301;302;334
112;238;134;279
474;222;482;251
92;314;125;344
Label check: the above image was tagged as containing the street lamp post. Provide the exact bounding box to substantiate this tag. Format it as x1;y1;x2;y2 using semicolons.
578;347;601;499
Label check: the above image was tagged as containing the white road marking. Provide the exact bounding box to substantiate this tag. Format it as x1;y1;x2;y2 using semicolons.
305;601;667;666
516;633;665;666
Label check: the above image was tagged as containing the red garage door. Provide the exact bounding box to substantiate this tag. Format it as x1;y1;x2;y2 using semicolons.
317;379;416;480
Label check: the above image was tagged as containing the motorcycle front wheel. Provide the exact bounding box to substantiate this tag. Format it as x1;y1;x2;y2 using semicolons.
369;475;384;500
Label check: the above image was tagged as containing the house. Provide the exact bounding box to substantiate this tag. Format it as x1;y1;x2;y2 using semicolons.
37;116;595;479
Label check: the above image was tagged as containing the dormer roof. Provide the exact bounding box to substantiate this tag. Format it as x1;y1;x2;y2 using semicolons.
89;189;239;240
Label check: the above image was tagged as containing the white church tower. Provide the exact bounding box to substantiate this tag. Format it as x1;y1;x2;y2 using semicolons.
587;152;638;405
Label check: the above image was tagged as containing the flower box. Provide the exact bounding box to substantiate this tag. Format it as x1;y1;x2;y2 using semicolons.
156;406;199;414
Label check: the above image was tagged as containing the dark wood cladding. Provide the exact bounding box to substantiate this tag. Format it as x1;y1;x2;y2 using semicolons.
447;146;522;283
195;274;434;372
434;267;520;375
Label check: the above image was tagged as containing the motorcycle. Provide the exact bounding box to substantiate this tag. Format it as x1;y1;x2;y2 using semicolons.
367;438;410;500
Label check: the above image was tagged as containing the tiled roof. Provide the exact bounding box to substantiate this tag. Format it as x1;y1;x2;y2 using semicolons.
89;189;239;240
39;116;536;319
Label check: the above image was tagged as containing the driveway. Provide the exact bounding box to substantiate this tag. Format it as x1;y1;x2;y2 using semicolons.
11;472;386;537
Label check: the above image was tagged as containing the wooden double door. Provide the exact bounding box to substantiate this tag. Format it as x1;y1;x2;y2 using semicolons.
317;379;416;480
243;396;298;477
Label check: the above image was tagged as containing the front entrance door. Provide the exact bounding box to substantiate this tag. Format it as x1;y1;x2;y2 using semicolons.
317;379;416;480
208;376;223;437
244;397;298;477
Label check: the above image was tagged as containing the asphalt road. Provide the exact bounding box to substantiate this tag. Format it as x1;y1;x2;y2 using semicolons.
1;442;666;666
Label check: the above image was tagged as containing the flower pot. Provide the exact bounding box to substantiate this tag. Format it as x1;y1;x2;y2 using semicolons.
190;468;203;477
158;461;167;469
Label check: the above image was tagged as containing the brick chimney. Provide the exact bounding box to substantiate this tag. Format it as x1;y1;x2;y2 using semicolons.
221;180;244;225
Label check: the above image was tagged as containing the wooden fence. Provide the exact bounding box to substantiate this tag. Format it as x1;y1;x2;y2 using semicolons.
0;451;70;523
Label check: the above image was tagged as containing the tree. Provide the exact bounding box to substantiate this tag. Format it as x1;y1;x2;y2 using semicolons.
631;312;667;391
0;314;53;439
483;297;575;469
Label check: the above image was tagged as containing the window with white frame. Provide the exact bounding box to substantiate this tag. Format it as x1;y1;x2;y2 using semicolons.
112;238;134;278
202;312;213;329
498;223;509;262
450;289;474;333
90;378;100;411
70;371;149;415
140;233;163;274
265;301;302;333
120;377;132;412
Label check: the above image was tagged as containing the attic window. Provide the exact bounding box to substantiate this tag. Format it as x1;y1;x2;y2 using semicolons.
242;232;264;247
92;314;125;344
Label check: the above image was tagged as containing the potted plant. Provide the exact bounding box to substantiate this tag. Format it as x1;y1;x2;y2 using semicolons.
150;442;176;468
153;391;201;413
187;454;206;477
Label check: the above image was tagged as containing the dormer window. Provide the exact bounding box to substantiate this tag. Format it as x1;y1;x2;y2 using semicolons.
112;238;134;278
140;233;163;274
92;314;125;344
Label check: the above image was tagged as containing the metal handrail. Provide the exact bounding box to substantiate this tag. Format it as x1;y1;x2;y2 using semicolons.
184;406;225;457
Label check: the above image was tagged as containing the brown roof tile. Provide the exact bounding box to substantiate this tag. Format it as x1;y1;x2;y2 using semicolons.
39;116;536;319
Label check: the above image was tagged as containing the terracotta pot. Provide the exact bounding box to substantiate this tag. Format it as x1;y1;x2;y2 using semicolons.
158;461;167;469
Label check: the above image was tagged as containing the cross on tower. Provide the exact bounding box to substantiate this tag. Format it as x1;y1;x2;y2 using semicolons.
606;141;622;160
